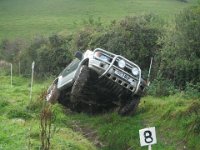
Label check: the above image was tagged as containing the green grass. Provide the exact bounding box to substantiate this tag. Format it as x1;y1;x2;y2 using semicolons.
0;0;197;40
0;76;96;150
64;96;200;150
0;76;199;149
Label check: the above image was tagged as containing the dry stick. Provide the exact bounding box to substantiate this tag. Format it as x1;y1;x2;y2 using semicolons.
41;103;52;150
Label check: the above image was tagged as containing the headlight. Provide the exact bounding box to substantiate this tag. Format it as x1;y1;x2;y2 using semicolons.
94;51;101;58
94;52;111;63
132;67;139;76
118;60;126;68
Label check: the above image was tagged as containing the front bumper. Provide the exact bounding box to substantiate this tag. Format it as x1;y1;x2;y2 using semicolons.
88;49;143;94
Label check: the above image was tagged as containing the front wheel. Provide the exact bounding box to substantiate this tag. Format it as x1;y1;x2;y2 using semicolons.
70;65;98;104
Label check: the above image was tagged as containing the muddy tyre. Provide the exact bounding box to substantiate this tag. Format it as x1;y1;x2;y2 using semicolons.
57;89;71;107
118;96;140;116
70;65;98;104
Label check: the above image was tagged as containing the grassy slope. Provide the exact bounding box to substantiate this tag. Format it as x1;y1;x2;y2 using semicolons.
68;96;200;150
0;76;96;150
0;76;199;150
0;0;197;40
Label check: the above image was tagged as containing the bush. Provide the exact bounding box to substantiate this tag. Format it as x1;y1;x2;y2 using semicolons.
75;14;162;81
0;39;26;62
19;34;73;77
184;82;200;100
147;73;178;96
159;5;200;89
0;60;10;75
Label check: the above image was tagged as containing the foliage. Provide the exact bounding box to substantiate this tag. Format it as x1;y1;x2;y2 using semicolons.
19;35;73;77
184;82;200;100
147;73;178;96
0;39;23;62
159;5;200;89
73;14;163;77
0;38;27;76
0;60;10;76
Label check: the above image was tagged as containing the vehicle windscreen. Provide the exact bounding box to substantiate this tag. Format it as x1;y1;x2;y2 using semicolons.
61;58;80;77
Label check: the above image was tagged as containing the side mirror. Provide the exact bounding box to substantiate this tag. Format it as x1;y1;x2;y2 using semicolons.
75;51;83;60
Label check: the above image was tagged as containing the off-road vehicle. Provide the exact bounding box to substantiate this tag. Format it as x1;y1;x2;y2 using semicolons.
46;48;148;115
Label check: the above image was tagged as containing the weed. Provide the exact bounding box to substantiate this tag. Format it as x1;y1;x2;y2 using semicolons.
26;89;46;113
40;102;53;150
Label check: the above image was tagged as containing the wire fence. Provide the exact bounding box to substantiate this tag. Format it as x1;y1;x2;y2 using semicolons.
0;60;37;77
0;61;35;94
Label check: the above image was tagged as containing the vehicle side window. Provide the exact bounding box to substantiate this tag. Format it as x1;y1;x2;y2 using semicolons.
61;59;80;77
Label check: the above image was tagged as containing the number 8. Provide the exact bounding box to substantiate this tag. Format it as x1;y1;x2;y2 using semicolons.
144;130;153;143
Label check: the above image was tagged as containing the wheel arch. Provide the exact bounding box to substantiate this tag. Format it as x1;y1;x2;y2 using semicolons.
53;78;59;84
80;58;89;66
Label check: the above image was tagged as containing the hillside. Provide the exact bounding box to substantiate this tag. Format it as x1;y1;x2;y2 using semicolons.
0;76;199;150
0;0;197;40
0;0;200;149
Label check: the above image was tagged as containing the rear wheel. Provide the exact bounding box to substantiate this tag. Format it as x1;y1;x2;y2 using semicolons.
57;88;71;107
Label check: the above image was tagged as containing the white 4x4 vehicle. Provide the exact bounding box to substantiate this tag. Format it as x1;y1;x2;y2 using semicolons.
46;48;147;115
